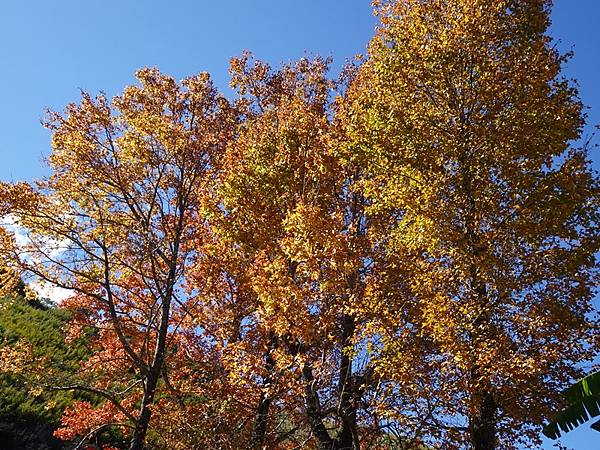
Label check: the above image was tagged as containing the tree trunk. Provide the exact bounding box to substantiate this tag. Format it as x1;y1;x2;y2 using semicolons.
129;368;160;450
337;314;358;450
251;335;277;449
129;285;173;449
469;391;497;450
302;361;337;450
251;391;272;450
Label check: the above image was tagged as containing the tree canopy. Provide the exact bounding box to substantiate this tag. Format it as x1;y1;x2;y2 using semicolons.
0;1;598;449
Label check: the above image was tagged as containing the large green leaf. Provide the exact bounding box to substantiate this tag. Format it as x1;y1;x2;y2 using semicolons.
543;371;600;439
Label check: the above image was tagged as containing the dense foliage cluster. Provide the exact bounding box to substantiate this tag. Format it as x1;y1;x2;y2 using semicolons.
0;1;598;449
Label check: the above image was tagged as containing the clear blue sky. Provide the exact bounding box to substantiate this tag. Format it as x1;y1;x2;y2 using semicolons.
0;1;598;448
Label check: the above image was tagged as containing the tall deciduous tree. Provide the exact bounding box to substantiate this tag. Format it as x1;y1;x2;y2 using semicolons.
213;53;380;449
0;68;234;449
344;0;599;448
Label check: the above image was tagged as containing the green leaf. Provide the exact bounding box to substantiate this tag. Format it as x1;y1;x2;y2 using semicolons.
543;371;600;439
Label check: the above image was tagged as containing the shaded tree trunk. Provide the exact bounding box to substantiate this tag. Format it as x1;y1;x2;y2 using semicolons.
129;367;161;450
301;317;362;450
469;391;497;450
128;305;171;450
251;335;277;449
129;245;179;450
336;314;358;450
302;361;337;450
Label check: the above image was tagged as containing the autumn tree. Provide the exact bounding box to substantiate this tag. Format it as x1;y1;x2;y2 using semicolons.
0;68;235;449
205;53;388;449
0;1;598;449
344;0;600;448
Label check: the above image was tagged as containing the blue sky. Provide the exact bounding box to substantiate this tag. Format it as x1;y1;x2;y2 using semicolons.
0;1;598;448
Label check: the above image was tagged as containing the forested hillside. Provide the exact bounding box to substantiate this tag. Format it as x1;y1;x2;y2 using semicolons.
0;296;77;449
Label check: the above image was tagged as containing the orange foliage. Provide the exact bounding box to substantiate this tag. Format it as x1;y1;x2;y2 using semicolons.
0;1;598;449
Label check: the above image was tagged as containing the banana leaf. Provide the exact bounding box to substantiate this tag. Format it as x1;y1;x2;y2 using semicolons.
543;371;600;439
